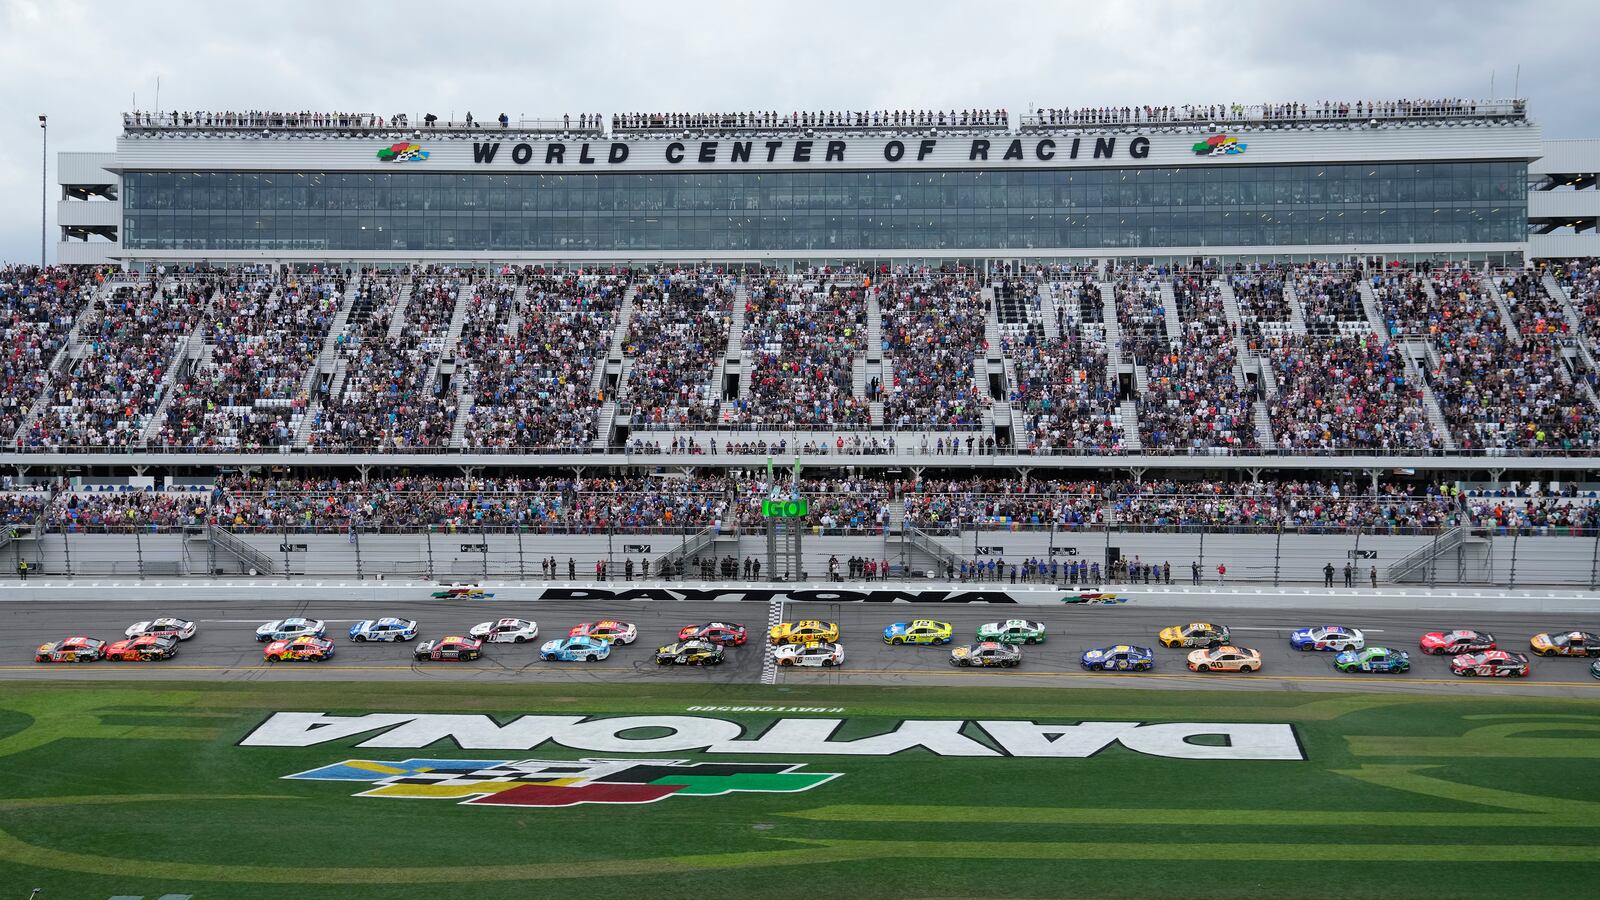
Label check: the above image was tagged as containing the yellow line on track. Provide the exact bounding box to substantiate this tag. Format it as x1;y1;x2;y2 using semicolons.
811;667;1600;688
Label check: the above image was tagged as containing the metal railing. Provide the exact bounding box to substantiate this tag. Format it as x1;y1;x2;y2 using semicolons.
121;112;600;136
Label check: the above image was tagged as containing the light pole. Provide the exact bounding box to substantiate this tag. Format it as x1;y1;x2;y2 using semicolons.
38;115;47;268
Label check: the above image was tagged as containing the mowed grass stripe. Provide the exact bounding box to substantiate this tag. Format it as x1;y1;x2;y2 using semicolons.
4;825;1599;885
781;805;1600;827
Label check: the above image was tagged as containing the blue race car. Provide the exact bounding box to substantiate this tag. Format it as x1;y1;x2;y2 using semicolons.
1334;646;1410;673
348;617;418;642
1080;644;1154;671
539;635;613;662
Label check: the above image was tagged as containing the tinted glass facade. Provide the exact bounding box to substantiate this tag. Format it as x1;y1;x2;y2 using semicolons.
122;161;1527;253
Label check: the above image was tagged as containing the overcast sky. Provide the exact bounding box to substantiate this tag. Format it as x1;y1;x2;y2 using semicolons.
2;0;1595;264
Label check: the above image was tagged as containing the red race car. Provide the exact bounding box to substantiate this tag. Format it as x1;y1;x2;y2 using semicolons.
1420;629;1496;655
102;635;179;661
35;636;106;663
414;636;483;661
264;636;336;662
677;622;748;646
1450;650;1531;678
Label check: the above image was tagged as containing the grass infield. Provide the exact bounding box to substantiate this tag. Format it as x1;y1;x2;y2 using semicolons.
0;680;1597;898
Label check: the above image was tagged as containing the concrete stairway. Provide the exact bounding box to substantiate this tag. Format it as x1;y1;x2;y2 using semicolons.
1117;400;1142;451
1133;364;1149;396
1481;276;1522;345
592;402;617;451
448;376;470;448
138;323;205;446
430;281;475;384
1252;400;1274;447
385;278;416;340
1355;278;1389;338
1283;279;1309;335
866;288;883;351
1542;273;1583;329
1040;283;1061;340
1159;280;1181;335
1404;348;1457;451
506;283;529;338
1215;278;1243;330
1099;282;1120;380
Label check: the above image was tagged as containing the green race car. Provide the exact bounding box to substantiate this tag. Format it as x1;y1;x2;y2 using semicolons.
976;618;1047;645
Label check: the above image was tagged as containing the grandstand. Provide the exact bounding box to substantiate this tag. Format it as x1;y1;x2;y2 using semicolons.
13;98;1600;585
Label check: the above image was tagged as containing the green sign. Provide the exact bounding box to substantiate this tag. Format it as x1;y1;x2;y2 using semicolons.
761;498;809;518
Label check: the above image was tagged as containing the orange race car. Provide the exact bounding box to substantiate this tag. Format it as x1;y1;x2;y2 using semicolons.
102;635;179;661
264;635;336;662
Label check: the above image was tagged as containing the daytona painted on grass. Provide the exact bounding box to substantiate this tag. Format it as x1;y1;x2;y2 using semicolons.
0;681;1596;898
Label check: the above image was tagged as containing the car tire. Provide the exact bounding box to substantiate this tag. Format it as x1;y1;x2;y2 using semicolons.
1539;649;1554;657
1241;665;1255;673
891;637;902;645
1298;643;1311;651
267;656;277;663
514;635;527;643
1461;669;1476;676
1002;659;1016;668
354;635;365;643
1025;638;1036;645
1196;663;1210;672
822;658;835;667
586;654;597;662
959;658;972;667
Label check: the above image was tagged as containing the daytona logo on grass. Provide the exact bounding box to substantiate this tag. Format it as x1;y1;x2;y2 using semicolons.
286;757;839;807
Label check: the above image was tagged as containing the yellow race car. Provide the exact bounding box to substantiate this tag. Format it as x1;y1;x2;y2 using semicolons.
882;619;953;645
769;620;840;645
1159;622;1231;649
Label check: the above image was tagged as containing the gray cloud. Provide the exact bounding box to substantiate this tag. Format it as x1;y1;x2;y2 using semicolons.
1;0;1595;262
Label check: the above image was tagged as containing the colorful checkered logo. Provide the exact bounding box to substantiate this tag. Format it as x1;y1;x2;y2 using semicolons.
376;142;429;162
1193;134;1247;156
286;757;839;807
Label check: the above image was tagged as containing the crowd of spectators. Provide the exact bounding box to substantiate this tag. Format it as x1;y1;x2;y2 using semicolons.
1265;335;1441;450
157;274;338;448
1497;272;1573;337
1553;259;1599;327
24;279;209;448
1139;323;1256;450
622;273;731;427
1113;272;1168;358
1295;267;1368;335
612;109;1008;132
454;273;621;448
882;276;987;428
1005;283;1121;452
0;266;98;441
1029;98;1516;127
16;473;1600;536
313;274;461;450
732;280;868;425
1229;271;1292;347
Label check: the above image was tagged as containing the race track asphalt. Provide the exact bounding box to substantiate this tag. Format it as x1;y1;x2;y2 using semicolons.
3;596;1598;697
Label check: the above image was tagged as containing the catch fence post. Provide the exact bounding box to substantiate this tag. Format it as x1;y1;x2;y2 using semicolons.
1507;528;1519;589
134;526;145;580
1272;526;1281;587
61;526;73;579
1427;530;1439;589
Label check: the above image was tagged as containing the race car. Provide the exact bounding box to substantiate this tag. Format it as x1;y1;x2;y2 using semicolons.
1158;622;1230;649
977;619;1048;645
1186;646;1262;673
949;642;1021;668
35;636;106;663
882;619;953;645
255;617;327;642
102;635;179;661
264;635;335;662
769;620;839;645
1080;644;1154;671
431;586;495;599
414;635;484;661
348;617;418;642
123;617;197;641
1420;629;1496;655
567;620;637;645
469;618;539;643
1529;630;1600;657
677;622;748;645
655;639;725;666
1290;625;1366;652
773;641;845;667
1592;658;1600;680
1334;646;1410;673
1450;650;1531;677
540;636;612;662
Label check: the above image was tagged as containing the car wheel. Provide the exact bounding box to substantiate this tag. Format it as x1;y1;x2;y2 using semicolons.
354;634;365;643
585;654;597;662
1024;637;1036;645
1241;665;1255;673
1297;643;1311;651
1196;663;1210;672
1539;649;1554;657
891;637;902;645
959;658;972;667
1002;659;1016;668
656;658;669;666
1461;669;1476;676
822;658;835;667
514;635;527;643
266;656;277;663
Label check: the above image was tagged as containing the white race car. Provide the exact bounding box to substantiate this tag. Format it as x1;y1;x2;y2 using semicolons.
773;641;845;668
469;617;540;643
124;617;197;641
255;617;327;642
